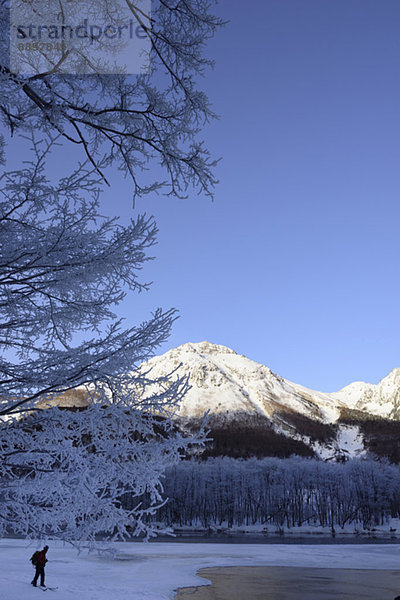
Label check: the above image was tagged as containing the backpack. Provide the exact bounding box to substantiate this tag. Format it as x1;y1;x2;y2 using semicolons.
30;551;40;566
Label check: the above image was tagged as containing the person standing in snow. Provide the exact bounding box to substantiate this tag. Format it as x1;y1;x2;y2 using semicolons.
31;545;49;587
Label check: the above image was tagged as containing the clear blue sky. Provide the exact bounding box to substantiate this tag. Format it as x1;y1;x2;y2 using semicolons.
5;1;400;392
117;0;400;392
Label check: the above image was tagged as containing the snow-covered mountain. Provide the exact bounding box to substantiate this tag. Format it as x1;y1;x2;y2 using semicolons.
143;341;344;424
50;341;400;461
140;341;400;461
143;341;400;423
332;368;400;420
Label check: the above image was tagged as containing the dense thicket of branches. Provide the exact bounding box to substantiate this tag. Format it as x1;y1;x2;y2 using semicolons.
0;0;221;543
0;136;177;417
153;457;400;533
0;135;209;541
0;0;223;198
1;405;205;541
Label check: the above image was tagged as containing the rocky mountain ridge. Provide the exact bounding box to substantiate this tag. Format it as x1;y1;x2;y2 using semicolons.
43;341;400;462
143;341;400;423
332;368;400;419
140;342;400;461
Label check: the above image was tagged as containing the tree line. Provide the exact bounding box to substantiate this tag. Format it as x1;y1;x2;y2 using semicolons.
145;457;400;534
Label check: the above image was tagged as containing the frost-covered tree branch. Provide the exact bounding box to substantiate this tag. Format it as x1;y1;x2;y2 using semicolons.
1;404;206;541
0;135;178;416
0;134;207;541
0;0;223;199
0;0;222;543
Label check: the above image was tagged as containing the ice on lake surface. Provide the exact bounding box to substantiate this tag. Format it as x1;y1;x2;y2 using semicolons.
176;566;400;600
2;538;400;600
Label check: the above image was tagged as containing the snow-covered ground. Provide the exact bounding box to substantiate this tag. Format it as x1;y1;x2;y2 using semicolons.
312;423;366;460
2;538;400;600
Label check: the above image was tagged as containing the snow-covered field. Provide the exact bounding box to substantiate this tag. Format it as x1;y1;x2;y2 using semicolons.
2;538;400;600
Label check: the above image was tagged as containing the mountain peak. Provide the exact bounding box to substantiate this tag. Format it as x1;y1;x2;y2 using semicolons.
332;366;400;418
382;367;400;382
144;342;400;424
144;341;342;424
175;341;237;356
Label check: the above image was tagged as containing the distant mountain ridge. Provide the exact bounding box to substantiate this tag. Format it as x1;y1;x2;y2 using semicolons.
45;341;400;461
332;368;400;420
143;341;400;423
140;342;400;461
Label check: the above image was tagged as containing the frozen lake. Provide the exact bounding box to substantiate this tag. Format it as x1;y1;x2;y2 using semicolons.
146;533;400;545
176;566;400;600
2;538;400;599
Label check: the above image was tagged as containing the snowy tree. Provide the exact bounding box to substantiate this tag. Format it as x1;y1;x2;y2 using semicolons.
0;135;174;416
1;403;206;542
0;0;223;199
0;0;222;542
0;135;206;541
157;457;400;533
